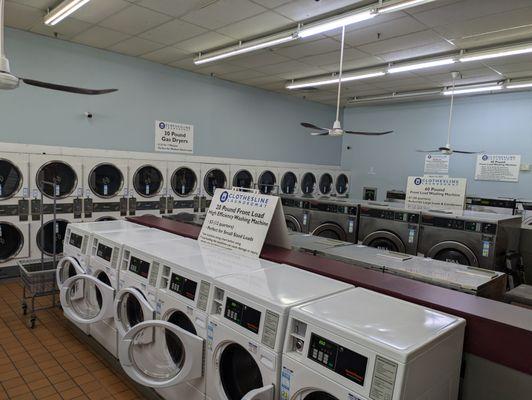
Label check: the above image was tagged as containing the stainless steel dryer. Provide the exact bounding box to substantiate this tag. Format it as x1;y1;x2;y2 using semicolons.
308;198;358;242
418;210;522;270
358;202;420;254
280;195;311;233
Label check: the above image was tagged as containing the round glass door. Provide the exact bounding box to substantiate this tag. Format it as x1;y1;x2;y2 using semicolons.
319;173;333;195
335;174;349;195
285;216;301;232
312;223;345;241
89;163;124;198
219;343;263;400
0;159;23;200
281;172;297;194
204;169;227;196
36;161;77;199
37;219;68;255
368;237;399;252
133;166;163;197
258;171;276;194
232;170;253;189
56;256;84;288
304;392;339;400
0;222;24;262
301;173;316;195
171;167;197;197
434;249;472;265
65;277;104;320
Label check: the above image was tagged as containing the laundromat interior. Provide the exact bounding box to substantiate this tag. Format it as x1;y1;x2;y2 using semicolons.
1;0;532;399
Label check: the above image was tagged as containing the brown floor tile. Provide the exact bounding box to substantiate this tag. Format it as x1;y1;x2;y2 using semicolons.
31;385;57;398
60;386;84;400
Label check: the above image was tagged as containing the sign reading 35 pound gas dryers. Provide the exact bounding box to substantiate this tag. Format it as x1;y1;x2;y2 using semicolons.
155;120;194;154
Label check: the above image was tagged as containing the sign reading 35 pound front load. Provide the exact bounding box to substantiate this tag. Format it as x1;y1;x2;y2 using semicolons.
199;189;289;257
155;120;194;154
405;176;467;214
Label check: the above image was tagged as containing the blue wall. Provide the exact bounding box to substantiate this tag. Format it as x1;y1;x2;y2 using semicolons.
342;91;532;200
1;28;341;165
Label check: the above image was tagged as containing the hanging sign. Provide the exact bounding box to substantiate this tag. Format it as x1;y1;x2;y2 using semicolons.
405;176;467;214
198;189;290;258
475;154;521;182
155;120;194;154
424;154;450;175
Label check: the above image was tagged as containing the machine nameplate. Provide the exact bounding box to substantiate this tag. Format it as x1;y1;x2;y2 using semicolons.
261;310;280;349
197;281;211;311
370;356;397;400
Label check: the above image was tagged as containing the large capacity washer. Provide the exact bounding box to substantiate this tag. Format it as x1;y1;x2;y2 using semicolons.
418;210;522;270
308;199;358;242
358;202;420;255
206;265;351;400
281;196;311;233
281;288;465;400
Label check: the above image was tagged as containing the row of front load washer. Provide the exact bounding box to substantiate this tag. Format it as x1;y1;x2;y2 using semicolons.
56;220;466;400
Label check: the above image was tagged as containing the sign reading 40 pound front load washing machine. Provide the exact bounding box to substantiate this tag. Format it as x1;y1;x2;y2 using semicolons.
155;120;194;154
475;154;521;182
405;176;467;214
199;188;290;257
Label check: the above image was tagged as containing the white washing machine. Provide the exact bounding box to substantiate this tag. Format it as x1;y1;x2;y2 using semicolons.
279;170;300;196
201;164;230;210
299;170;318;197
206;265;352;400
167;162;201;215
230;165;257;191
334;172;350;198
257;167;280;195
82;157;128;221
117;244;280;400
281;287;466;400
0;217;30;278
128;159;167;217
317;171;336;198
29;154;84;221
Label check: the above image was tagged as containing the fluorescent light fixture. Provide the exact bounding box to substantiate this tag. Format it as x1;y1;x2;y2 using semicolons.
349;89;442;103
460;42;532;62
388;58;455;73
194;35;294;65
298;9;376;38
286;70;385;89
379;0;436;13
44;0;91;26
506;81;532;89
443;85;502;96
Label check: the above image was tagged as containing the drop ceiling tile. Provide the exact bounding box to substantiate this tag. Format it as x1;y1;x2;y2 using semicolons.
277;66;329;80
275;38;341;58
7;0;55;10
139;19;207;45
254;59;319;75
174;31;234;52
108;37;164;56
216;11;293;39
72;0;130;24
169;56;198;71
99;5;172;35
141;46;189;64
219;69;267;81
29;17;92;39
371;76;435;90
251;0;290;8
300;47;369;67
225;50;292;68
358;30;451;56
320;55;384;72
137;0;218;17
195;63;248;76
274;0;365;21
71;26;131;49
181;0;266;30
377;41;456;62
4;2;42;29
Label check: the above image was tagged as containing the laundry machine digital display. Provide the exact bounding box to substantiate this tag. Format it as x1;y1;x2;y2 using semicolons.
36;161;78;198
169;272;197;301
224;297;261;334
68;232;83;249
89;163;124;198
171;167;197;196
133;166;163;197
308;333;368;386
0;159;23;199
96;242;113;262
281;172;298;195
129;256;150;278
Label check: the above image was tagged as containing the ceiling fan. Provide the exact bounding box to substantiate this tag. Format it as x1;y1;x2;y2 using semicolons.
0;0;117;95
300;26;393;137
416;72;481;155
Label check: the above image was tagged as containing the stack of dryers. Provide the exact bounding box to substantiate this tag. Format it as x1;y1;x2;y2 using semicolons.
205;265;351;400
82;157;128;221
257;167;279;195
116;244;280;400
201;163;229;211
358;202;421;255
281;288;466;400
299;169;318;197
57;220;150;334
418;210;522;270
230;164;256;191
60;227;185;355
166;162;201;215
279;169;299;196
127;159;167;217
308;198;358;242
281;195;311;233
0;153;30;277
29;154;83;258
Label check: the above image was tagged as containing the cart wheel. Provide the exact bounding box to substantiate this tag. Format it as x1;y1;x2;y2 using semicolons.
27;316;36;329
21;302;27;316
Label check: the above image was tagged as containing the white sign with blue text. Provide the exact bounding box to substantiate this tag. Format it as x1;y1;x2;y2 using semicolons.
198;189;290;257
475;154;521;182
155;120;194;154
424;154;450;175
405;176;467;214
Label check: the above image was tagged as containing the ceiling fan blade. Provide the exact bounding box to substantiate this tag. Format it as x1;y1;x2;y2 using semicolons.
415;149;441;153
20;78;118;95
301;122;328;131
453;150;480;154
310;131;329;136
344;130;394;136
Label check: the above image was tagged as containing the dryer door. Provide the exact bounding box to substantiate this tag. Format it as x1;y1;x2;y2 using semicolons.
285;215;302;232
299;391;340;400
60;274;114;324
427;241;479;267
312;223;346;241
56;256;85;299
363;231;406;253
118;320;203;388
114;287;155;338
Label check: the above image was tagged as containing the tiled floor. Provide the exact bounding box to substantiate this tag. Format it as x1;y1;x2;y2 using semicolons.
0;280;145;400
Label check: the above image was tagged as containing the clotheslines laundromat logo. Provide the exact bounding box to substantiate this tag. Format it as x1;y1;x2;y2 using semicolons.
219;190;270;208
